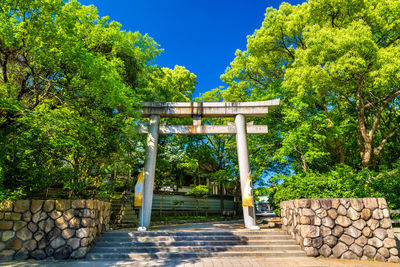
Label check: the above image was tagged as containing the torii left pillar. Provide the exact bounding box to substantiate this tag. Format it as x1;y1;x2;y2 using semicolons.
139;114;160;229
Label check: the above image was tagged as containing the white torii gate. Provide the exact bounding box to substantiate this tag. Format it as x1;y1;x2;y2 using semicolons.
138;100;280;230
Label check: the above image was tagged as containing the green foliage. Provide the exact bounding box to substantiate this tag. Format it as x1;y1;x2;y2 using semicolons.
0;0;195;199
222;0;400;172
186;184;209;197
268;163;400;214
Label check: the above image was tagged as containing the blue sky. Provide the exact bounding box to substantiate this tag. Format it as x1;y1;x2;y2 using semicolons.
80;0;305;97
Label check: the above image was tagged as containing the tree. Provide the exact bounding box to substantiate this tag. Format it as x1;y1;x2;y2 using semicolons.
222;0;400;171
0;0;162;198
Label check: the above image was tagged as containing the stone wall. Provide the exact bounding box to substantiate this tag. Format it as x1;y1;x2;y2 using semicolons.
0;199;110;260
280;198;399;263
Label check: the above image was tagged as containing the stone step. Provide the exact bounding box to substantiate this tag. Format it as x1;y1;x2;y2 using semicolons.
95;240;297;247
91;245;301;253
97;235;293;242
101;230;288;237
86;250;306;260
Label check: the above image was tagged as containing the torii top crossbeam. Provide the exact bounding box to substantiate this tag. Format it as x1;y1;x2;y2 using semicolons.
138;99;280;135
141;100;280;118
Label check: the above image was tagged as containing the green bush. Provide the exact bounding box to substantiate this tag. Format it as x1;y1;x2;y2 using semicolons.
267;164;400;215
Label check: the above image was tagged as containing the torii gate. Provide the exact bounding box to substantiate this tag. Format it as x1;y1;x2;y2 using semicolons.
138;100;280;230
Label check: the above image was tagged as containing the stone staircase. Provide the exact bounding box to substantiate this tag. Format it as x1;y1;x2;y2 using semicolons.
86;229;305;260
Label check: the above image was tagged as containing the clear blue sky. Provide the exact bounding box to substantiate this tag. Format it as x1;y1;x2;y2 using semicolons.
80;0;305;97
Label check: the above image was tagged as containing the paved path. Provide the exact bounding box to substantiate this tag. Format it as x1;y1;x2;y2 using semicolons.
1;257;399;267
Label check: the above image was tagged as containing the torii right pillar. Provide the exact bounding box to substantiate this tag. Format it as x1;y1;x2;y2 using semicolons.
235;114;259;230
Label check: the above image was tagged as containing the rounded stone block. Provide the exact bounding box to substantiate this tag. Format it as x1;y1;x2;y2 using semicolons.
388;256;400;263
335;216;352;227
299;216;311;224
377;247;390;258
298;199;310;208
34;231;44;242
23;239;37;251
323;235;338;248
31;249;47;260
62;228;75;239
337;205;347;216
320;199;332;209
14;248;28;260
355;235;368;246
13;221;27;231
50;237;66;249
339;199;350;209
347;207;360;221
374;253;386;262
368;237;383;248
2;231;15;242
327;209;338;220
350;199;364;211
364;245;377;258
372;209;384;220
81;237;90;247
380;219;392;229
67;238;81;250
55;217;68;230
349;243;363;257
320;226;332;237
16;227;32;241
69;217;80;229
383;238;396;248
315;208;327;218
332;225;344;237
339;234;355;246
28;222;38;233
76;228;89;238
304;247;319;256
319;244;332;257
0;201;14;212
0;221;13;230
361;209;372;220
345;226;362;239
331;199;340;209
310;199;321;211
55;200;71;212
22;211;31;222
31;200;43;214
352;219;366;230
362;226;372;237
377;198;388;209
374;229;388;240
363;198;378;210
43;200;55;212
6;238;22;250
63;210;74;222
71;200;86;209
332;242;348;258
54;246;73;260
341;251;358;260
14;200;30;212
300;225;320;238
71;247;89;259
322;217;335;229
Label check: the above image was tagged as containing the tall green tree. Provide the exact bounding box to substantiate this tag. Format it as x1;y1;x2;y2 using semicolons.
222;0;400;172
0;0;163;198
